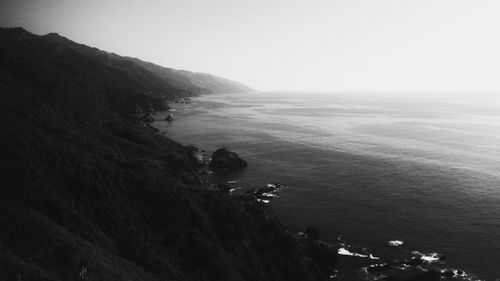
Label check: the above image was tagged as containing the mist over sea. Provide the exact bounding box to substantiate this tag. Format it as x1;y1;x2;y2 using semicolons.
155;92;500;280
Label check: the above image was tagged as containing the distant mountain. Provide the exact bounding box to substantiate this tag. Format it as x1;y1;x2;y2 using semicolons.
0;27;252;114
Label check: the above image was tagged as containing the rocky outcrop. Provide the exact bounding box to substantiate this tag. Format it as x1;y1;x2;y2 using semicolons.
210;147;248;170
245;183;283;203
165;113;174;122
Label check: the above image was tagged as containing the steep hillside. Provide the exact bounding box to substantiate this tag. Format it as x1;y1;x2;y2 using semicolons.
0;27;251;115
41;32;253;96
0;27;334;281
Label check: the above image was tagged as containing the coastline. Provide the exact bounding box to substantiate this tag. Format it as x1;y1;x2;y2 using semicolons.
0;27;331;281
1;27;494;281
150;94;489;281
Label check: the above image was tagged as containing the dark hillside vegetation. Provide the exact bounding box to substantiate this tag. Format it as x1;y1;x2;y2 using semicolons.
0;27;333;281
0;27;251;115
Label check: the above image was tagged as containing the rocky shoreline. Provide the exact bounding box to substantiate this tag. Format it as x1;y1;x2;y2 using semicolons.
178;139;476;280
147;101;482;281
0;26;482;281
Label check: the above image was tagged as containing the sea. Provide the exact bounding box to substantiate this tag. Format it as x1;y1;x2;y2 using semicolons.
153;91;500;281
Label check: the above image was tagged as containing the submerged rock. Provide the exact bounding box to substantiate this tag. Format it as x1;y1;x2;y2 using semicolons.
253;183;283;195
165;113;174;121
210;147;247;170
245;183;284;203
388;240;404;247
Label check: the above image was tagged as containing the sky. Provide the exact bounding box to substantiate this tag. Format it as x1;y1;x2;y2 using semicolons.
1;0;500;92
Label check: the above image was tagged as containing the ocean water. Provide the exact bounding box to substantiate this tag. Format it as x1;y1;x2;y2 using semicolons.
153;92;500;280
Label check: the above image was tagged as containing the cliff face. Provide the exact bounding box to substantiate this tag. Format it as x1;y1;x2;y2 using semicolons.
0;27;331;281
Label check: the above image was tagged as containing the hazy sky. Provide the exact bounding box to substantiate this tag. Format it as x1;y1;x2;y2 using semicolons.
1;0;500;92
